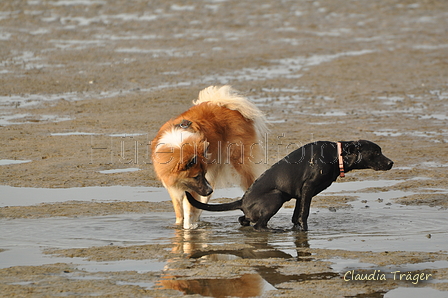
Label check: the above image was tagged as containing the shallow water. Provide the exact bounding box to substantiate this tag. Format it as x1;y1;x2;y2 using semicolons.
0;159;32;166
1;181;447;296
1;0;447;296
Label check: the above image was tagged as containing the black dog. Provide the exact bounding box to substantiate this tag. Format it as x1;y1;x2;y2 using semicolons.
186;140;393;231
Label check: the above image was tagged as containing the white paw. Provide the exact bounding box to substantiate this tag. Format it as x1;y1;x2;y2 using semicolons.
183;222;198;230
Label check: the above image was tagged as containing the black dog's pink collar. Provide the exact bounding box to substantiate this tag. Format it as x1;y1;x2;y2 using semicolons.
337;142;345;178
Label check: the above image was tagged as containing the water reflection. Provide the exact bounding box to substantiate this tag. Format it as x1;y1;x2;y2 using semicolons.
253;266;339;288
159;273;267;298
156;229;338;297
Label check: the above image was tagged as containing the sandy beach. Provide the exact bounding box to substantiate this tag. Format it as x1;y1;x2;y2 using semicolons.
1;0;447;297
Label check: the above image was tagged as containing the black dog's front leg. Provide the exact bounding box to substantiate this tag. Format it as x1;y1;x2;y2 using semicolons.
298;187;315;231
293;187;314;231
292;196;304;230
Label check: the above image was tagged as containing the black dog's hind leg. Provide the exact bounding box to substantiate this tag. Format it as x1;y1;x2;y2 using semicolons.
253;218;271;231
253;192;285;231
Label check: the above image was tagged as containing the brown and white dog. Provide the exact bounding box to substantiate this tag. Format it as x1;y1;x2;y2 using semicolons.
151;86;268;229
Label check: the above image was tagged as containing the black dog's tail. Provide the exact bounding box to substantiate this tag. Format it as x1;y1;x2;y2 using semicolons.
185;191;242;212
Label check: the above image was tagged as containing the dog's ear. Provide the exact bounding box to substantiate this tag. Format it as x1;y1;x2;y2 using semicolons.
342;141;362;167
342;141;360;156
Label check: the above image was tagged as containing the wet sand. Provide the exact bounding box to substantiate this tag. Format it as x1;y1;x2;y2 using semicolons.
1;0;448;297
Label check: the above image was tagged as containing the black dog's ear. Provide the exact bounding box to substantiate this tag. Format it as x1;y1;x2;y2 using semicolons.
342;141;360;156
342;141;363;167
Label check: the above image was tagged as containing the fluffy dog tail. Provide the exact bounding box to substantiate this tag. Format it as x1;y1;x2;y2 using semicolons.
194;85;269;139
185;191;242;212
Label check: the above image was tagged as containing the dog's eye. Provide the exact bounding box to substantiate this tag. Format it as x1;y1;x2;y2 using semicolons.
186;157;197;169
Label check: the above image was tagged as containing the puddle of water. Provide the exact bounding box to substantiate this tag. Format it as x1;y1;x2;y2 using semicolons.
373;130;404;137
385;287;448;298
0;113;34;126
0;159;32;166
30;114;73;123
430;90;448;100
49;132;147;137
190;249;297;261
418;161;448;168
160;265;338;297
301;179;448;252
107;133;147;137
0;184;244;208
414;44;448;50
260;87;310;94
115;48;196;57
0;212;175;268
0;246;82;268
1;181;447;297
4;44;432;128
98;168;140;174
313;28;352;37
328;257;448;275
0;246;165;274
0;33;11;41
373;129;448;141
210;49;375;84
50;132;97;136
263;199;448;253
326;257;377;272
52;13;164;28
49;39;106;50
0;185;169;207
1;214;158;247
322;179;403;193
0;90;140;125
377;96;404;105
311;111;348;117
159;251;335;297
267;118;287;124
253;266;339;287
0;92;82;109
419;114;448;121
79;258;166;273
93;34;159;41
315;202;446;247
390;260;448;272
50;0;107;6
157;272;276;298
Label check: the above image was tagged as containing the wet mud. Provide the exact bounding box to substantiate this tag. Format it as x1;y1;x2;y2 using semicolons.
1;0;448;297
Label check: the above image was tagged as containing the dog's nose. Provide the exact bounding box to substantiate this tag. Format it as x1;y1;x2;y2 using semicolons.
204;180;213;196
204;187;213;196
387;160;394;169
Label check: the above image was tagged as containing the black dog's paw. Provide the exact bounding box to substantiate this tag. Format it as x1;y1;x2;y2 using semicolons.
253;224;271;232
270;228;288;233
292;223;308;232
238;216;251;226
